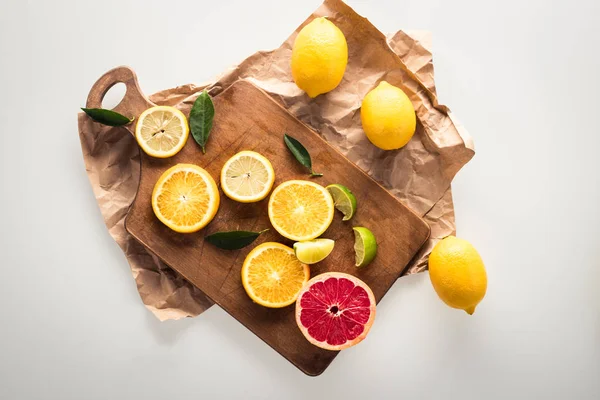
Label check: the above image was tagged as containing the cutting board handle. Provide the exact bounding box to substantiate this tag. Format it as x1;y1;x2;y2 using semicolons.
86;66;155;133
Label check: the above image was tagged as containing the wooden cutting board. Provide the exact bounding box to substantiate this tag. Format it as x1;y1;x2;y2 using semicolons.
86;67;430;376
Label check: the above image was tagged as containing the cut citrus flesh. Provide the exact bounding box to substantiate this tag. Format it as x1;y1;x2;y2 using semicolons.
135;106;189;158
295;272;376;350
151;164;220;233
326;183;357;221
353;227;377;267
268;180;334;241
241;242;310;308
293;239;335;264
220;151;275;203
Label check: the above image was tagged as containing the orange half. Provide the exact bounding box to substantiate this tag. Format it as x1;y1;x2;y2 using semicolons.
241;242;310;308
151;164;220;233
267;180;334;241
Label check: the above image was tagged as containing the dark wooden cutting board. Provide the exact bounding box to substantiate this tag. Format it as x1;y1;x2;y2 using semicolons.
86;67;430;376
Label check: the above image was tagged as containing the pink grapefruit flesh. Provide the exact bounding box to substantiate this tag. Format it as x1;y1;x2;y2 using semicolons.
295;272;376;351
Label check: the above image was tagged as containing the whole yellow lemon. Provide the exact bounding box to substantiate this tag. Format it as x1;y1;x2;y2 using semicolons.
428;236;487;315
291;17;348;98
360;81;416;150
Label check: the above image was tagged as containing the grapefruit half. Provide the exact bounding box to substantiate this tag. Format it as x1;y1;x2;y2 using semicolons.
295;272;376;351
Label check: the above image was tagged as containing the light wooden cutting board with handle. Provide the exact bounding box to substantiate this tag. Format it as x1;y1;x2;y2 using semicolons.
86;66;430;376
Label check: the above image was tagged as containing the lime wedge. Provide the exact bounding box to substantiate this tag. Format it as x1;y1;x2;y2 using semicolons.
293;239;335;264
326;184;357;221
353;227;377;267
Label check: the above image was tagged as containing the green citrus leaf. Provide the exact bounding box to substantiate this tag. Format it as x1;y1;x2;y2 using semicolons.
205;229;268;250
283;134;322;177
81;108;133;126
189;90;215;153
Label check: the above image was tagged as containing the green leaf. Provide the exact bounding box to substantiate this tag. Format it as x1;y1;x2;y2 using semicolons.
283;134;322;177
205;229;268;250
81;108;133;126
189;90;215;153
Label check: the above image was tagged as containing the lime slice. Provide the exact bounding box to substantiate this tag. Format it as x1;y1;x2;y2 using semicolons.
326;184;357;221
293;239;335;264
353;227;377;267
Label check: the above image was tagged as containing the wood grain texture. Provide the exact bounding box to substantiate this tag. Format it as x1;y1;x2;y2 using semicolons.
86;66;154;133
125;80;430;376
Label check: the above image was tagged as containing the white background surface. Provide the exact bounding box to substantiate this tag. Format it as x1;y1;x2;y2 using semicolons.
1;0;599;398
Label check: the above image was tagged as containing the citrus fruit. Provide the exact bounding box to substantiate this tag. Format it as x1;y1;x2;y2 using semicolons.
353;227;377;267
220;151;275;203
428;236;487;315
268;180;334;241
291;17;348;98
241;242;310;308
293;239;335;264
135;106;189;158
326;184;357;221
295;272;376;350
151;164;220;233
360;81;416;150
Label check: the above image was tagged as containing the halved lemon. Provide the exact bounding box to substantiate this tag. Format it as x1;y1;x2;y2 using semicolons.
241;242;310;308
135;106;189;158
151;164;220;233
268;180;334;241
220;151;275;203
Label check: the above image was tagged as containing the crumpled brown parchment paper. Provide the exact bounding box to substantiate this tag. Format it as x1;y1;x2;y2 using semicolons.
78;0;474;321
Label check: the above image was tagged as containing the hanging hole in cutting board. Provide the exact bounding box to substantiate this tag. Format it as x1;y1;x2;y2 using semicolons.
102;82;126;110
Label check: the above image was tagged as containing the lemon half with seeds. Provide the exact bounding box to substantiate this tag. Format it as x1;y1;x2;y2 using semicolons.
135;106;189;158
241;242;310;308
151;164;220;233
220;151;275;203
268;180;334;241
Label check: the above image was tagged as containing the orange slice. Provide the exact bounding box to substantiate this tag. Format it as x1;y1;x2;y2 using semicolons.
268;180;334;241
241;242;310;308
151;164;220;233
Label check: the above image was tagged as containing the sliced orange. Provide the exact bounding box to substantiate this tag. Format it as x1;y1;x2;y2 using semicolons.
151;164;220;233
268;180;334;241
241;242;310;308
